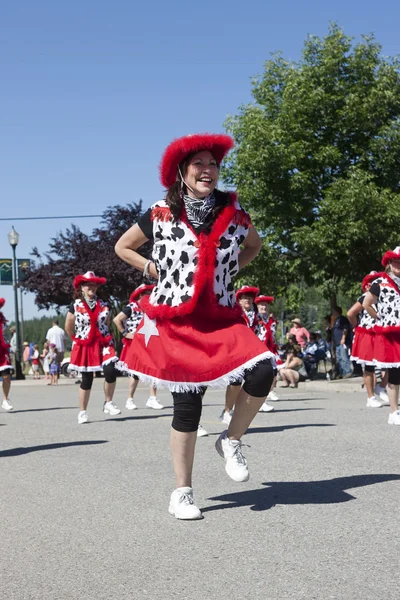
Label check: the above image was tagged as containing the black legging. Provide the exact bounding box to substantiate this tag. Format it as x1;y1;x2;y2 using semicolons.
172;359;274;432
80;363;117;390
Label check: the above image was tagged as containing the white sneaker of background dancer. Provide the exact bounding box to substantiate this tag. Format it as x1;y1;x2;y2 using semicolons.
146;396;164;410
168;487;202;520
259;401;275;412
374;386;390;405
103;401;121;416
78;410;89;424
388;410;400;425
1;399;13;411
220;410;233;425
267;390;279;401
197;424;208;437
215;430;249;482
125;398;138;410
366;396;383;408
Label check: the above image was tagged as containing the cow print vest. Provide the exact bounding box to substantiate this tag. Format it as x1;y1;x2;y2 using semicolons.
72;298;110;341
124;301;144;334
373;276;400;329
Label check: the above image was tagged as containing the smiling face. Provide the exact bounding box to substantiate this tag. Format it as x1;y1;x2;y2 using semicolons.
239;293;255;311
257;302;270;315
81;283;98;299
183;150;219;198
390;259;400;277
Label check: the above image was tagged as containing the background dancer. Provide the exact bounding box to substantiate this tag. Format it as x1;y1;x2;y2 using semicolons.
114;284;163;410
255;294;280;401
0;299;14;411
115;133;274;519
348;272;388;408
65;271;121;424
364;247;400;425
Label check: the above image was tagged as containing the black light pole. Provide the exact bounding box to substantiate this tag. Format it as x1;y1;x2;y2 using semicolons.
8;226;24;380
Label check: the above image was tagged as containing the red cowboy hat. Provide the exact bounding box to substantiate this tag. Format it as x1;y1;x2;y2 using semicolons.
129;284;155;303
255;295;274;304
382;246;400;267
0;298;5;309
236;285;260;300
73;271;107;290
159;133;234;188
361;271;378;292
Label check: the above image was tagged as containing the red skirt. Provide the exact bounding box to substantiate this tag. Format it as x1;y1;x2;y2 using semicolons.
0;347;13;372
69;340;117;372
373;330;400;368
350;327;375;365
116;305;274;392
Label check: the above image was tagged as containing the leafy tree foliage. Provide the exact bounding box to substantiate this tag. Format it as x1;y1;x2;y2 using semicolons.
223;24;400;302
23;203;151;313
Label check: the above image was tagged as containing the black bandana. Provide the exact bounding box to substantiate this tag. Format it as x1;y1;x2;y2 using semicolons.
183;193;216;231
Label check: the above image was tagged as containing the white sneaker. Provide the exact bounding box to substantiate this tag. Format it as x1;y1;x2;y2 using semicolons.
388;410;400;425
78;410;89;424
168;487;202;520
374;386;390;405
146;396;164;410
197;424;208;437
215;430;249;482
267;390;279;401
259;401;275;412
103;401;121;416
366;396;382;408
1;399;13;411
220;410;233;425
125;398;138;410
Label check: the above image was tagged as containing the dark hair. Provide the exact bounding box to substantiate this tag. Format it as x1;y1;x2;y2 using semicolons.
291;344;302;357
73;287;106;301
53;319;59;325
165;153;230;222
333;306;343;315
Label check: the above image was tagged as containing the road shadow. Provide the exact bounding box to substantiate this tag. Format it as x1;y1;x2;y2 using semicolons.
207;423;335;437
12;407;77;413
204;474;400;513
94;413;173;423
0;440;108;458
271;408;325;413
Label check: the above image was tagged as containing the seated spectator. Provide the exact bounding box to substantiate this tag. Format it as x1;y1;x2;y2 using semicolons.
332;306;353;378
279;345;308;388
289;318;310;349
280;333;297;359
303;333;320;378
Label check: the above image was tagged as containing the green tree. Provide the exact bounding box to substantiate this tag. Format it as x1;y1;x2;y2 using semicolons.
223;24;400;304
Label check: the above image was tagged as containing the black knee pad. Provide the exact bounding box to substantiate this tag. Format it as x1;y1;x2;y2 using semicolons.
80;372;94;391
172;390;204;432
388;367;400;385
364;364;375;373
103;363;117;384
132;374;139;381
243;359;274;398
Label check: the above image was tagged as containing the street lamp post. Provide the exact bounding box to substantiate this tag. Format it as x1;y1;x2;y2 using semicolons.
8;226;24;380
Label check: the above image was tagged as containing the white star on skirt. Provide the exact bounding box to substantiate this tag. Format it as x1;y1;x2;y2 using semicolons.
103;347;111;356
137;314;160;347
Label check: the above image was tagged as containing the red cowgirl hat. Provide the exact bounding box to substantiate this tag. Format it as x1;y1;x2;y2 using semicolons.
159;133;234;188
255;295;274;304
73;271;107;290
236;285;260;300
0;298;5;309
382;246;400;267
361;271;378;292
129;284;155;303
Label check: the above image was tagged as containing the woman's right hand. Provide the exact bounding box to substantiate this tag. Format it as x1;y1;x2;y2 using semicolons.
124;332;134;340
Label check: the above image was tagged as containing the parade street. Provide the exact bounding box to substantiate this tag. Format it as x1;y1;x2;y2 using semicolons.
1;379;399;600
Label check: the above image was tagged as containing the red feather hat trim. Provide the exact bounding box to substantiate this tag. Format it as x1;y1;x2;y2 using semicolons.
361;271;379;292
159;133;234;188
73;271;107;290
0;298;5;309
255;295;274;304
129;284;155;303
382;247;400;267
236;285;260;300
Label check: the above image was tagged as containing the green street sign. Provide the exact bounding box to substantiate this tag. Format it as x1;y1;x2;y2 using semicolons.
0;259;13;285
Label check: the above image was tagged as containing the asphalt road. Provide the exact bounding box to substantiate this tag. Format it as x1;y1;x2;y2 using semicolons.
1;377;399;600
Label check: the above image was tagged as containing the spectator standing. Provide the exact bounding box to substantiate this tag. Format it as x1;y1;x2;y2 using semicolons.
41;342;50;380
46;320;66;366
31;344;41;380
332;306;352;378
289;318;310;349
48;344;59;385
22;342;30;374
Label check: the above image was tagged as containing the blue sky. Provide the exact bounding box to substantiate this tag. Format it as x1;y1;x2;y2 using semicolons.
1;0;399;322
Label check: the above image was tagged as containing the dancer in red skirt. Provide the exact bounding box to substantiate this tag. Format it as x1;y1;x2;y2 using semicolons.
65;271;121;424
348;272;389;408
0;299;14;411
255;294;280;402
364;247;400;424
115;133;274;519
114;284;163;410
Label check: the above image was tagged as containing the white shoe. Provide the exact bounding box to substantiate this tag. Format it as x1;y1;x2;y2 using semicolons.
168;487;202;520
215;430;249;482
366;396;382;408
267;390;279;401
78;410;89;424
374;386;390;405
103;401;121;416
197;424;208;437
220;410;232;425
125;398;138;410
388;410;400;425
1;399;13;411
146;396;164;410
259;401;275;412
